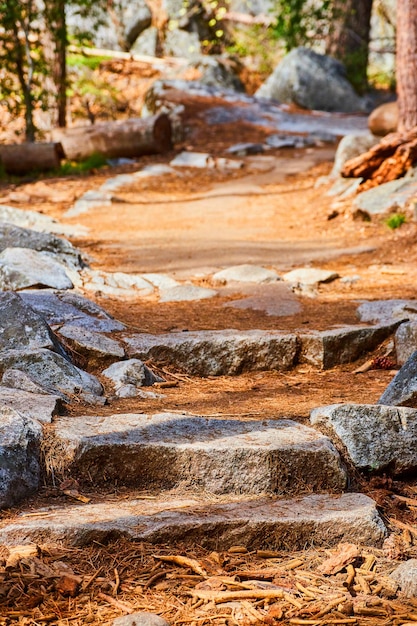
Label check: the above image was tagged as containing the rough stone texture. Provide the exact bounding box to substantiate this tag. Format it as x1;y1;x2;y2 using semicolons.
112;614;169;626
164;30;201;61
357;299;417;324
353;173;417;217
20;290;125;332
131;26;159;56
82;269;154;298
299;323;400;369
0;387;60;424
0;349;104;404
158;285;217;302
0;205;87;237
0;248;73;290
311;403;417;474
0;407;41;508
378;351;417;408
123;330;298;376
256;47;365;113
395;322;417;365
330;133;378;178
57;325;125;367
2;369;53;395
48;412;346;493
282;268;339;286
102;359;163;389
0;223;84;269
390;559;417;597
0;292;57;353
193;56;244;92
213;264;280;284
0;493;386;548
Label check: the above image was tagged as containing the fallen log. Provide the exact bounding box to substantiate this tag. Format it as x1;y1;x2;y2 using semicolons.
341;126;417;190
51;114;172;161
0;142;65;175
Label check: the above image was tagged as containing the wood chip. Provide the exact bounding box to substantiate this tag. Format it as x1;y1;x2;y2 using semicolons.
318;544;359;575
154;555;208;577
191;588;285;603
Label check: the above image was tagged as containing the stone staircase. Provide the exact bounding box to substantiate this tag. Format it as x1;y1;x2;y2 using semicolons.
0;410;386;549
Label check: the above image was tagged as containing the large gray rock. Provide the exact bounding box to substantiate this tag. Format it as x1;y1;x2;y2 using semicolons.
299;323;400;369
0;493;386;548
67;0;152;51
193;56;244;92
102;359;163;390
57;325;125;367
0;248;73;290
131;26;159;56
378;350;417;407
164;30;201;61
0;349;104;404
311;403;417;474
256;47;365;113
0;407;41;508
395;322;417;365
47;412;346;493
0;387;60;424
390;559;417;597
0;223;84;269
0;292;57;353
331;133;378;178
123;330;298;376
353;171;417;217
20;291;125;333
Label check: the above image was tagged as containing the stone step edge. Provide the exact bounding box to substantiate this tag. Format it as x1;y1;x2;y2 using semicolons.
0;493;386;550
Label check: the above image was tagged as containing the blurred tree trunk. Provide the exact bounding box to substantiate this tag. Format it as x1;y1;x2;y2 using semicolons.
396;0;417;131
44;0;67;128
326;0;373;93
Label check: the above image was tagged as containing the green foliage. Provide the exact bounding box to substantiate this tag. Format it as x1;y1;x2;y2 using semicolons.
225;25;280;76
67;53;108;71
58;152;108;175
385;213;407;230
272;0;332;51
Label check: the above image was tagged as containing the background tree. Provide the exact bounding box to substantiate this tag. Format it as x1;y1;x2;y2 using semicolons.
325;0;373;93
396;0;417;131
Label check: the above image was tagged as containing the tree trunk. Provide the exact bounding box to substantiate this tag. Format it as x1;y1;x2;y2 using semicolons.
326;0;373;93
51;114;173;161
55;0;67;128
396;0;417;131
0;142;64;175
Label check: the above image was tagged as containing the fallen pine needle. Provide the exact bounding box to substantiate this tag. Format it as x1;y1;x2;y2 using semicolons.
98;591;133;613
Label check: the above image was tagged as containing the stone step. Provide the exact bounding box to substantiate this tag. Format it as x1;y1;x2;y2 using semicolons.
122;323;399;376
45;412;347;495
0;493;386;549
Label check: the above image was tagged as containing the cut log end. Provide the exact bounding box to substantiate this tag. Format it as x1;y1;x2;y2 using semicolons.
0;142;64;176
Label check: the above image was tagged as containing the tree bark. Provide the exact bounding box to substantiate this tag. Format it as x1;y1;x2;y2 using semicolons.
51;114;173;161
0;142;64;175
326;0;373;93
396;0;417;131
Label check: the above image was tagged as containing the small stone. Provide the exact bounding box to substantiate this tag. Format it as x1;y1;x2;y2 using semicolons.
212;264;279;284
357;299;417;324
102;359;163;388
141;273;179;290
395;322;417;365
0;248;73;290
112;613;170;626
115;384;139;398
226;143;264;156
159;285;217;302
282;268;339;286
390;559;417;597
170;152;214;168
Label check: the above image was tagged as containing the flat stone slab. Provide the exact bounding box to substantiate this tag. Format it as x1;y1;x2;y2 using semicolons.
123;330;298;376
20;291;125;333
212;265;280;284
311;403;417;475
282;268;339;286
0;493;386;548
57;325;125;367
159;285;217;302
0;247;73;291
0;387;60;424
299;323;400;369
224;283;302;317
48;413;346;494
353;175;417;217
378;350;417;407
357;299;417;324
81;269;154;298
0;204;88;237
